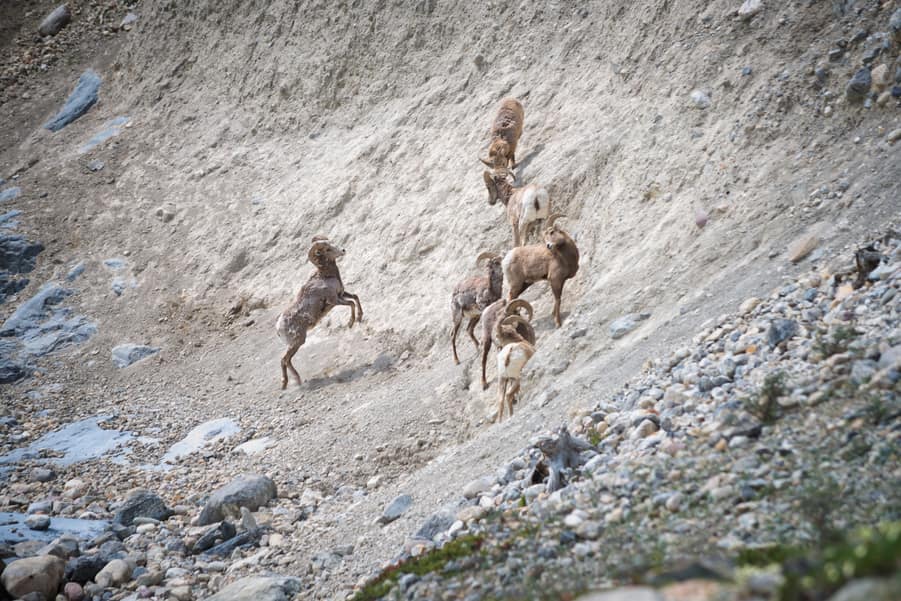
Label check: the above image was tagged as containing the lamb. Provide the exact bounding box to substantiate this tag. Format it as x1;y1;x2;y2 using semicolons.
479;298;535;390
479;97;524;170
275;236;363;389
494;315;536;422
503;214;579;328
450;251;503;364
483;167;550;247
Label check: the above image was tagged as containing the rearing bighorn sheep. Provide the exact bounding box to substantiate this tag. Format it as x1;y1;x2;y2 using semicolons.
450;252;503;364
503;214;579;328
479;299;535;390
483;168;550;247
480;98;524;170
276;236;363;389
494;315;536;422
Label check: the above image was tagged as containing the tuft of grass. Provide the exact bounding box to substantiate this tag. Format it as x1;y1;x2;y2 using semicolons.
813;325;859;359
744;371;788;424
351;534;485;601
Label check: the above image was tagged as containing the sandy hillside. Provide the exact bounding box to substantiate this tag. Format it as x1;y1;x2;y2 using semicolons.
1;0;900;599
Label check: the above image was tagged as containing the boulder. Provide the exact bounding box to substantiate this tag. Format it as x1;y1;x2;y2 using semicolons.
113;489;172;526
43;70;101;132
203;576;303;601
38;5;71;36
198;474;277;526
377;494;412;525
111;344;160;368
0;554;65;599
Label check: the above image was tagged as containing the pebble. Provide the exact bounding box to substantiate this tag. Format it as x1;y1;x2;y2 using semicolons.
690;90;711;109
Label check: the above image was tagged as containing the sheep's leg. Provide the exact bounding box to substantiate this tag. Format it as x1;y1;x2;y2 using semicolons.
508;282;527;301
451;312;463;364
551;279;565;327
497;377;508;422
336;297;356;328
512;223;521;248
281;336;304;390
480;337;493;391
343;292;363;323
506;380;521;416
466;316;480;350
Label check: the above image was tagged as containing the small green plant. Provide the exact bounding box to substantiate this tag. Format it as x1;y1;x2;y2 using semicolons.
813;325;859;359
744;371;788;423
798;471;843;545
351;534;485;601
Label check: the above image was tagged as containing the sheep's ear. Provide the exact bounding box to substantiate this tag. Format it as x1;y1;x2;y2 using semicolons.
479;157;493;167
483;171;497;204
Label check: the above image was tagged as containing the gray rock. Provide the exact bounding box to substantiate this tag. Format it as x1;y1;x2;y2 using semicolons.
377;494;412;525
65;554;107;583
192;521;236;553
94;558;130;588
892;9;901;41
25;514;51;530
111;344;160;368
767;319;798;348
827;577;901;601
44;70;102;132
87;159;104;172
38;5;71;36
66;262;85;282
201;527;263;557
414;508;455;541
113;490;172;526
738;0;762;19
690;90;710;109
846;68;872;102
1;554;65;600
0;234;44;274
198;474;277;526
204;576;302;601
0;187;21;202
0;283;69;336
609;313;649;339
575;587;662;601
29;467;56;483
463;476;494;499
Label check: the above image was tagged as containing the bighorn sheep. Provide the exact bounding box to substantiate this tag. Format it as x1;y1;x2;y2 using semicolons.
503;214;579;328
479;299;535;390
483;168;550;247
450;251;503;364
480;98;524;170
276;236;363;389
494;315;536;421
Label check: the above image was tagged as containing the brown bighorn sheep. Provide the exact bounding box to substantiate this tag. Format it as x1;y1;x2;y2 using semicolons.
479;299;535;390
276;236;363;389
450;251;503;364
494;315;536;421
479;98;524;170
483;168;550;247
502;214;579;328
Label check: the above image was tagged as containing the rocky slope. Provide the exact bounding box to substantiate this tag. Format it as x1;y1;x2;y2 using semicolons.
0;0;900;600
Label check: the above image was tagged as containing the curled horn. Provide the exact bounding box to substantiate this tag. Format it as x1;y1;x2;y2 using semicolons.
545;213;566;228
500;314;530;329
505;299;533;321
475;251;499;266
483;171;498;205
311;234;330;243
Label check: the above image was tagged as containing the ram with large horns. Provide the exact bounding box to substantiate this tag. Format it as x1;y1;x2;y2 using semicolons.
493;314;537;421
502;214;579;328
450;251;504;364
478;298;535;390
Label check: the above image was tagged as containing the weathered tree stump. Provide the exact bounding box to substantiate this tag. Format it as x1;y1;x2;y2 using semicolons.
532;425;594;493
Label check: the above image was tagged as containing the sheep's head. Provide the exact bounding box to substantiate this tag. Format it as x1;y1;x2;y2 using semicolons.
497;314;530;342
480;139;510;169
543;214;570;251
505;299;533;322
482;169;514;205
308;237;345;266
476;251;503;272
